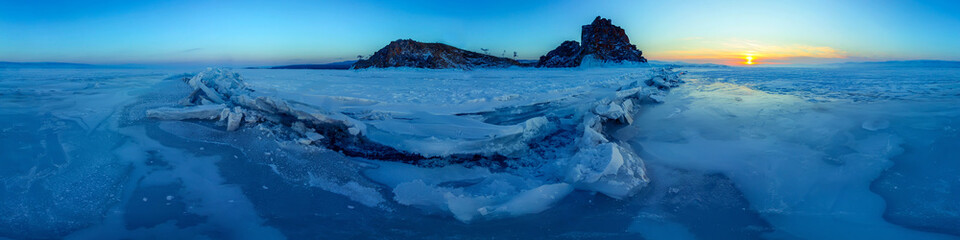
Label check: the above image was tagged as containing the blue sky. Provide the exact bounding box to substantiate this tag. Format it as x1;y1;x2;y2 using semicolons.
1;0;958;66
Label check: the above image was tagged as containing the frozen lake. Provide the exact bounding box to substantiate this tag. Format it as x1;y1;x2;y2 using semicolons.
1;66;958;239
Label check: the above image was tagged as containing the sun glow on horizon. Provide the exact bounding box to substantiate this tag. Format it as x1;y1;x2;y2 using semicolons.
653;39;854;65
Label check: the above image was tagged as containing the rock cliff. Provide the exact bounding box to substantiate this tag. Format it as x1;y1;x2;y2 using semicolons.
538;16;647;68
352;39;521;69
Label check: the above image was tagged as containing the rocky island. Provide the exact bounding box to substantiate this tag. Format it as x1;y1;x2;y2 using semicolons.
352;16;647;69
351;39;523;69
538;16;648;67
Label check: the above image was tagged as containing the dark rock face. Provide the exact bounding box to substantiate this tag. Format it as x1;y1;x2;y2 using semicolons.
352;39;521;69
536;41;582;68
538;16;647;68
581;17;646;63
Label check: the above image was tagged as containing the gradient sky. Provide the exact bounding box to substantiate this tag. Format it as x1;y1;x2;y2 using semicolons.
1;0;958;66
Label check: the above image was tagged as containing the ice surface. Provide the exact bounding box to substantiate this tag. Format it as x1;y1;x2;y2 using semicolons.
2;66;958;239
363;160;577;222
145;104;226;120
0;69;171;238
626;68;960;239
143;67;680;222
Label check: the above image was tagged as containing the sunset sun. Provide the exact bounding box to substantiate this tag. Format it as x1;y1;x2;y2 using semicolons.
744;54;755;65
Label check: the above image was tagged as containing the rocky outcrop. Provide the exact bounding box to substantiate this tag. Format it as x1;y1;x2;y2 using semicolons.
538;16;647;68
536;41;582;68
581;17;646;63
352;39;522;69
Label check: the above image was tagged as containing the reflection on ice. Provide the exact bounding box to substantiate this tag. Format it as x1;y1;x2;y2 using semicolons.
628;69;960;239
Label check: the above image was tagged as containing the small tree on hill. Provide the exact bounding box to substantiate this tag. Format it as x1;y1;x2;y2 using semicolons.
480;48;489;55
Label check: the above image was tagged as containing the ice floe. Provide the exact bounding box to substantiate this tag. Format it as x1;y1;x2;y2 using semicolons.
146;67;683;221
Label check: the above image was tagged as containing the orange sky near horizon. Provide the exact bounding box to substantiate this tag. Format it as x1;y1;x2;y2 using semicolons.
643;38;852;66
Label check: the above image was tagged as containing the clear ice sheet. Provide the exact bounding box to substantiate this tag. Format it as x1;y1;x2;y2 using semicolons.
1;66;958;239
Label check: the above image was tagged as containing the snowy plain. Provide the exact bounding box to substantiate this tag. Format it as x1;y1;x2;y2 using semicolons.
0;65;958;239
